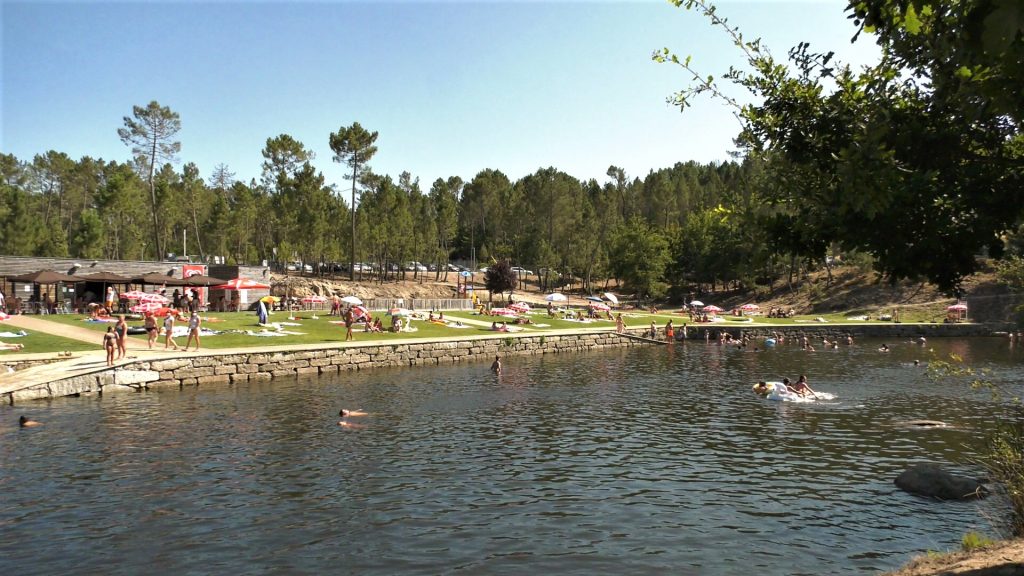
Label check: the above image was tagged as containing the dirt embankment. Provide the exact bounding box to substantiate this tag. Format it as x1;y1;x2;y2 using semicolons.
882;539;1024;576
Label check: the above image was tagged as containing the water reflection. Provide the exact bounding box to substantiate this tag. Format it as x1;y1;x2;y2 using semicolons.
0;338;1020;575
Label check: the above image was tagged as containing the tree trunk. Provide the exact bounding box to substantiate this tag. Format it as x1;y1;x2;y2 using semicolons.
148;139;163;260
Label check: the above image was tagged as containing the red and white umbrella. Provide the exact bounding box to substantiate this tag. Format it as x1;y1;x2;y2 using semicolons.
740;303;760;312
130;302;164;314
120;290;149;300
490;307;519;317
588;302;611;312
703;305;724;313
351;305;370;320
138;293;169;304
388;307;413;317
947;303;968;311
0;311;9;321
211;278;271;290
508;302;531;313
301;295;328;304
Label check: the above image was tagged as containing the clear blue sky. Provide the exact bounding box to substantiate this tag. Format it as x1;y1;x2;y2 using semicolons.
2;1;879;190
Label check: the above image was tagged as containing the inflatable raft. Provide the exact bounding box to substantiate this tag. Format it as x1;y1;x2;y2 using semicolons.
753;381;813;402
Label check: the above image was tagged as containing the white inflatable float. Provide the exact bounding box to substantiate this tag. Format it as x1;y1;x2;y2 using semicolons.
752;381;830;402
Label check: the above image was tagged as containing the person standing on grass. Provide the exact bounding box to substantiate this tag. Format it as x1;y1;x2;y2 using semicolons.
114;315;128;359
344;307;355;341
185;310;202;351
103;326;117;366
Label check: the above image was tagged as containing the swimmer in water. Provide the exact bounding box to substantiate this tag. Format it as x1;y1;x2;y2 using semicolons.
491;355;502;375
879;344;890;352
19;415;41;427
339;409;368;417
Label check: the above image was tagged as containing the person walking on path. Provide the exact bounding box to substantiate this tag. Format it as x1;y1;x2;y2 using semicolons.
114;315;128;359
184;310;202;351
144;312;158;349
164;310;180;351
103;326;117;366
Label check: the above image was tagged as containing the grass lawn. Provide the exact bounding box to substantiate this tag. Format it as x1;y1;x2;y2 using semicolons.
33;310;605;350
0;330;97;355
23;305;951;354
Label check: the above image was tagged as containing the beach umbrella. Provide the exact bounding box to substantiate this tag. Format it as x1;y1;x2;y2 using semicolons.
301;295;328;304
341;295;363;305
585;296;603;302
0;311;9;321
947;303;968;311
77;271;130;283
703;305;723;313
740;303;760;312
603;292;619;305
210;278;271;290
138;293;169;304
120;290;149;300
130;302;163;314
490;307;519;317
589;302;611;312
388;308;413;317
508;302;531;313
351;305;370;320
260;295;280;304
7;269;84;284
689;300;705;308
130;273;189;287
545;293;568;302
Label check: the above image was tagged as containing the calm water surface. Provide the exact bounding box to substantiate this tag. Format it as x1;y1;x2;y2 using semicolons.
2;337;1023;575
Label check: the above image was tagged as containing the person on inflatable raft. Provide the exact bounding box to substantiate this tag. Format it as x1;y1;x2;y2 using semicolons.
753;376;817;399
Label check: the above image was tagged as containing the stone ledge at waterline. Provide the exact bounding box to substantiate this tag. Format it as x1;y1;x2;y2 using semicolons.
5;331;647;403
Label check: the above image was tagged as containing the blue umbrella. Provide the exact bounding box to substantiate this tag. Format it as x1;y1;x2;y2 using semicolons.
585;296;603;302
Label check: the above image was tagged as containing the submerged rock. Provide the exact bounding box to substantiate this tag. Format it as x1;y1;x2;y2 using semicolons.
895;463;987;501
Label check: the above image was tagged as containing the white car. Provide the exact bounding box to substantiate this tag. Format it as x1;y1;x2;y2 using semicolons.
406;262;427;272
511;266;534;276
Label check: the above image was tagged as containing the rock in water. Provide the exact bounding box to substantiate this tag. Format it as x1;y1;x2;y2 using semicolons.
895;463;987;500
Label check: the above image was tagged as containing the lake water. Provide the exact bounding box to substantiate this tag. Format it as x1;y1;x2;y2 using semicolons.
2;337;1023;575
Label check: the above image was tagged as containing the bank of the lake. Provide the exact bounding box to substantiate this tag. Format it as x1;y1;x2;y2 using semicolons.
1;322;1008;404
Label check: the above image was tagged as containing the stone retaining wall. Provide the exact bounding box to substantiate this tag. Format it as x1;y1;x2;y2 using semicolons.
681;322;1005;341
7;331;645;403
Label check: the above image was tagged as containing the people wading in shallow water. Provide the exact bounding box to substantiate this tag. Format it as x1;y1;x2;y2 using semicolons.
491;355;502;375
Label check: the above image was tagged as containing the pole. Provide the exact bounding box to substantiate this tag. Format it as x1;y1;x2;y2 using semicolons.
183;228;187;260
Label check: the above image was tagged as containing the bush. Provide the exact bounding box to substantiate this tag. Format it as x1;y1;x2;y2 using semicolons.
961;531;997;551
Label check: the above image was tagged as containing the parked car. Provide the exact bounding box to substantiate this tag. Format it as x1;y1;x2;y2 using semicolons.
406;261;428;272
511;266;534;276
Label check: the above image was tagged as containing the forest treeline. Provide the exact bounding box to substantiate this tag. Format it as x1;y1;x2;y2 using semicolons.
0;135;790;298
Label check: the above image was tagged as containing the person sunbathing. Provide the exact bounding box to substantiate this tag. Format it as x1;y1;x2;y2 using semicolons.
0;341;25;351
